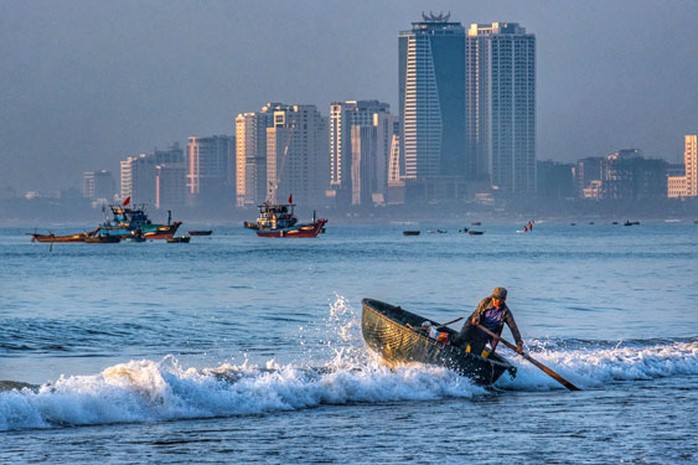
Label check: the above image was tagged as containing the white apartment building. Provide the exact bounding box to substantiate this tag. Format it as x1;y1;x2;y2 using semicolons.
235;103;285;207
330;100;394;206
467;22;536;195
266;105;328;208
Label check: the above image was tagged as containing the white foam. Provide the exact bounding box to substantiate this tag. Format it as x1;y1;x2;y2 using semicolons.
496;339;698;391
0;354;483;431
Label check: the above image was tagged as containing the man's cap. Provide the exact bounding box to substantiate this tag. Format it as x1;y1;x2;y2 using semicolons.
492;287;508;299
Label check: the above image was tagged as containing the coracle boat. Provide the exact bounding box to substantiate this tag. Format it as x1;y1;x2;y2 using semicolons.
361;298;516;386
244;197;327;238
96;198;181;240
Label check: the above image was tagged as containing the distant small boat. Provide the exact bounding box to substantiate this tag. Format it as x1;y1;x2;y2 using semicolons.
471;222;482;226
624;220;640;226
188;230;213;236
403;230;421;236
468;230;484;235
167;235;191;243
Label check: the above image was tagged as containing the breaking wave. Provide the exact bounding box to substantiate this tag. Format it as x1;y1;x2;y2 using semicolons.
1;296;696;431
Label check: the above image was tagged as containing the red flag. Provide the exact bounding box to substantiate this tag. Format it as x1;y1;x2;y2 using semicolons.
288;194;293;204
122;196;131;206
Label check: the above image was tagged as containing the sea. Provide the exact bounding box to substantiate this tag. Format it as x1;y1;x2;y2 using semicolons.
1;218;697;464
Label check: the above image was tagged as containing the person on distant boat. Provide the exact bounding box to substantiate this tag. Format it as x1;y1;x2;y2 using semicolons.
451;287;524;356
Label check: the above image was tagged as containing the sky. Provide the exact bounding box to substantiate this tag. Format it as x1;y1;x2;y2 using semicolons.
1;0;696;193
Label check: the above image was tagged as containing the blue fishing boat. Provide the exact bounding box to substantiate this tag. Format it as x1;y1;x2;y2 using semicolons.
96;197;181;240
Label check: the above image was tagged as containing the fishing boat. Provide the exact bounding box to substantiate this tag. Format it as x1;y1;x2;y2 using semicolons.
361;298;516;386
95;197;181;240
30;228;120;243
244;196;327;238
403;230;421;236
30;231;91;243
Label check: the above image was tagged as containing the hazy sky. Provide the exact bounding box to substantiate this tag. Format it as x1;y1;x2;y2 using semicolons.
1;0;696;192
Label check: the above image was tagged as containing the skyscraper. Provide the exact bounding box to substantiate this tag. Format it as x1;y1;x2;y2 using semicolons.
399;13;467;201
266;105;328;208
186;135;235;209
120;143;184;205
467;22;536;195
330;100;394;206
82;170;115;202
235;103;287;207
155;164;186;210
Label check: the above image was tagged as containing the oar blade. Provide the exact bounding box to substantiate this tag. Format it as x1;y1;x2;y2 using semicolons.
476;324;581;391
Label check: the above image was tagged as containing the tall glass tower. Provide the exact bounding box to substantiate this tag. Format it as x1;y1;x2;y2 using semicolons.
399;13;466;199
467;22;536;195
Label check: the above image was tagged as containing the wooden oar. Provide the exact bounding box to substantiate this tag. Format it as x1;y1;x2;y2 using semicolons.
476;324;581;391
407;316;462;332
436;316;464;329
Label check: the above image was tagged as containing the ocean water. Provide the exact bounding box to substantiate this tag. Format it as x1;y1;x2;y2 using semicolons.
1;220;697;464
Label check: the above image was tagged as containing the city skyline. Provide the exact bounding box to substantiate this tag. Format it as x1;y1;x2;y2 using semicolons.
1;1;697;193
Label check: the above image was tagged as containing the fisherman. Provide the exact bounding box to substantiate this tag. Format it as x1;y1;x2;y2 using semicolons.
451;287;524;356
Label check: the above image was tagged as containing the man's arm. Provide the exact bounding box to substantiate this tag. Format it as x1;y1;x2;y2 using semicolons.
504;309;524;353
470;297;490;324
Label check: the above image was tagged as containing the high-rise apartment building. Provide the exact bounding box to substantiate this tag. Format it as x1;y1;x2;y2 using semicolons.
467;22;536;195
155;165;186;210
330;100;394;206
266;104;328;208
120;143;184;205
186;135;235;208
82;170;116;201
399;13;467;201
668;135;697;198
235;103;286;207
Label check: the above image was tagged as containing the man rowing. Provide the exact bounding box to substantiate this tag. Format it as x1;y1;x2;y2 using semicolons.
451;287;525;356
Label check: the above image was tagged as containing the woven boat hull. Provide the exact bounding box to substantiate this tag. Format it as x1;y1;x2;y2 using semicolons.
361;298;516;386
